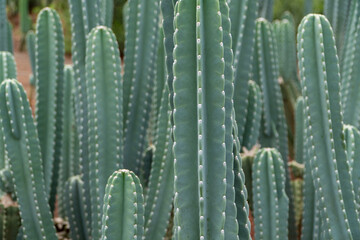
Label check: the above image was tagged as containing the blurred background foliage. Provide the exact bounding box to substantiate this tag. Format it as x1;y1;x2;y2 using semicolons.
5;0;323;55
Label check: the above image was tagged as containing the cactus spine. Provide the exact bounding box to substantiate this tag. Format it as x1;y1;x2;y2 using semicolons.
101;170;144;240
173;0;228;238
0;79;57;239
123;0;160;175
252;148;289;239
85;26;123;239
298;14;360;238
35;8;65;201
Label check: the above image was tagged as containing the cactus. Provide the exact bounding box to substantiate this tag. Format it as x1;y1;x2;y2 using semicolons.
241;153;254;212
295;97;305;164
85;26;123;239
252;148;289;239
173;0;228;238
0;0;13;53
65;176;88;240
304;0;313;14
324;0;352;55
228;0;259;145
0;79;57;239
0;203;21;240
26;31;36;85
101;0;114;28
340;12;360;126
242;80;262;150
123;0;161;175
0;52;17;84
57;65;75;218
258;0;274;21
101;170;144;240
35;8;65;203
298;14;360;238
291;179;304;231
343;125;360;207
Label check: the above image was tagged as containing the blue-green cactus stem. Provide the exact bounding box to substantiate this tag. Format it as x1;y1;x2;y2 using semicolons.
144;82;174;240
123;0;161;175
0;0;12;53
304;0;313;14
65;176;88;240
241;154;254;212
295;97;304;164
85;26;123;239
298;14;360;238
343;125;360;207
101;170;145;240
68;0;102;233
173;0;227;238
340;15;360;126
228;0;258;144
0;79;57;239
58;65;75;218
291;179;303;231
258;0;274;21
242;80;262;151
19;0;31;36
0;204;21;240
0;52;17;85
6;21;13;54
101;0;114;28
26;31;36;85
35;8;65;200
252;148;289;240
324;0;352;55
0;168;14;194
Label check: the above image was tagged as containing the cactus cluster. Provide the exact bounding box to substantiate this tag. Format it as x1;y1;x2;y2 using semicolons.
0;0;360;239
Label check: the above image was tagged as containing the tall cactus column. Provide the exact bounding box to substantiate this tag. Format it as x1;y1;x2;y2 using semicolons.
298;14;360;238
173;0;228;238
85;26;123;239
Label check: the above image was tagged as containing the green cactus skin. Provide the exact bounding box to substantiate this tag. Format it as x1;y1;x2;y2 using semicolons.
101;0;114;28
26;31;36;85
0;168;14;194
233;120;251;239
0;204;21;240
0;0;9;53
144;83;174;240
291;179;303;231
0;52;17;86
68;0;102;234
241;154;254;213
252;148;289;240
242;80;262;151
258;0;274;21
57;65;75;218
340;16;360;126
173;0;228;238
343;125;360;207
85;26;123;239
0;79;57;239
101;170;144;240
324;0;352;55
304;0;313;14
65;176;88;240
228;0;258;145
19;0;31;36
35;8;65;201
298;14;360;238
295;97;304;164
123;0;161;175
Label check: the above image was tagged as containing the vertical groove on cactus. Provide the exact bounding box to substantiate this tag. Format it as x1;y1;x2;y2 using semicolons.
101;170;145;240
242;80;262;150
173;0;227;238
298;14;360;238
101;0;114;28
65;176;88;240
0;79;57;239
35;8;65;201
85;26;123;239
252;148;289;239
68;0;101;234
58;65;75;218
229;0;259;144
123;0;161;175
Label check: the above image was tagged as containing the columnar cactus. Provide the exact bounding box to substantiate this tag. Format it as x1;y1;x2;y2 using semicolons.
35;8;65;201
0;79;57;239
101;0;114;28
304;0;313;14
65;176;88;240
298;14;360;238
19;0;31;38
123;0;161;175
0;52;17;83
26;31;36;86
0;0;13;53
295;97;304;164
228;0;259;145
85;26;123;239
101;170;144;240
242;80;262;150
58;65;75;218
0;204;21;240
252;148;289;239
258;0;274;21
173;0;228;238
343;125;360;206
